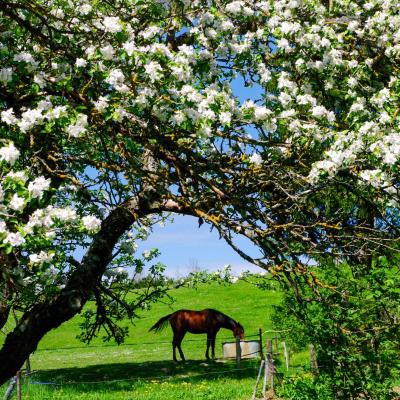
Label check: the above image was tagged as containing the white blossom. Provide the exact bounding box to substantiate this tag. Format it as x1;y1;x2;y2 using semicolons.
4;232;25;247
143;250;151;258
18;109;44;132
0;221;7;233
249;153;263;165
102;16;122;33
1;108;17;125
277;38;291;52
51;207;77;222
66;114;88;138
123;41;136;56
106;69;125;86
28;176;51;199
9;194;25;211
140;26;159;40
77;4;92;14
29;251;54;265
6;171;28;183
13;52;36;64
82;215;102;232
254;106;270;121
0;142;20;165
0;68;13;83
100;44;115;60
144;61;162;82
75;58;87;68
225;1;244;14
93;96;109;112
219;111;232;125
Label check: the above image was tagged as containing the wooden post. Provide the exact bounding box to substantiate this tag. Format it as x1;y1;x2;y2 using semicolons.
16;370;21;400
282;341;289;371
262;356;268;397
274;336;279;355
25;357;31;376
3;377;16;400
258;328;264;359
266;339;275;392
251;359;265;400
309;344;319;374
236;335;241;368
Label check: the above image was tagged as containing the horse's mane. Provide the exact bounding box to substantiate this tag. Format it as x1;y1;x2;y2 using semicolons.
206;309;239;328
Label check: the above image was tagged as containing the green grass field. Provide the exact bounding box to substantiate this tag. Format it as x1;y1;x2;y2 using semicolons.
0;280;308;399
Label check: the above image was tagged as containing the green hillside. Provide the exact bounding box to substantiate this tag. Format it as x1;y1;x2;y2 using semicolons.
0;280;297;400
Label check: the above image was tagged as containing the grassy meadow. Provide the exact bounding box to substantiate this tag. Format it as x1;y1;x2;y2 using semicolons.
0;280;308;399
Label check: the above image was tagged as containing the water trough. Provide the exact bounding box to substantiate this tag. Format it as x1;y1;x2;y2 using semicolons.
222;340;261;359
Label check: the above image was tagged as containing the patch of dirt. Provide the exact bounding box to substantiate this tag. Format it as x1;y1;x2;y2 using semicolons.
259;389;284;400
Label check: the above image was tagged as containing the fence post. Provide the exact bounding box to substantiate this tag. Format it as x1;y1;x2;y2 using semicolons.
25;357;31;376
262;356;268;397
309;344;319;374
235;335;241;367
282;341;289;371
258;328;264;359
251;359;265;400
274;336;279;355
3;377;16;400
266;339;275;392
16;370;21;400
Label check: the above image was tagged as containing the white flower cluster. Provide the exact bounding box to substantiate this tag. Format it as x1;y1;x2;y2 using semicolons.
1;103;68;133
29;251;55;265
249;153;263;165
65;114;88;138
0;142;20;165
0;142;103;252
28;176;51;200
82;215;102;233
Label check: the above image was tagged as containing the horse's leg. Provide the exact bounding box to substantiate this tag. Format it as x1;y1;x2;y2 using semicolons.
206;334;211;360
172;333;178;362
176;332;186;361
211;332;217;361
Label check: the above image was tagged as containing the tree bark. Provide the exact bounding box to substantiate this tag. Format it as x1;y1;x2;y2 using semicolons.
0;253;18;331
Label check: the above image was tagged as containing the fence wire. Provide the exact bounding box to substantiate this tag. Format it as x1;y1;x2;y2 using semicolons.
35;333;260;353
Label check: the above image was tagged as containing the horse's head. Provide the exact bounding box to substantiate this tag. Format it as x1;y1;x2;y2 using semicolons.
233;322;244;340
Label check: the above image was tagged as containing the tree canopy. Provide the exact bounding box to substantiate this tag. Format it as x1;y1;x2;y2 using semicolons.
1;0;400;392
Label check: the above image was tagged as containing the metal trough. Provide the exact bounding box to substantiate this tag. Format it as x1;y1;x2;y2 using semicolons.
222;340;261;359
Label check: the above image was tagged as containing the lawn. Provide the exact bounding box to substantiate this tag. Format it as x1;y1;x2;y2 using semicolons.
0;280;308;399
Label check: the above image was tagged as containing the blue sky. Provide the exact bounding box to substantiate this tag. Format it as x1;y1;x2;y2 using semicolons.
135;214;262;277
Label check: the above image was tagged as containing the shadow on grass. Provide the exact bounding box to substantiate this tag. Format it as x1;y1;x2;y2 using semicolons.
26;359;259;393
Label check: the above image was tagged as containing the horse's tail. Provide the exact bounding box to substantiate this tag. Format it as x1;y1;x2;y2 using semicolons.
149;313;173;333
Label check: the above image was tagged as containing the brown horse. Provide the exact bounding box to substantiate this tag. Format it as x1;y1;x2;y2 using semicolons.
149;309;244;361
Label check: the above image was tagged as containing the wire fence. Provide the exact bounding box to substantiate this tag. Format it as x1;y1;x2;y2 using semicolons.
34;333;261;352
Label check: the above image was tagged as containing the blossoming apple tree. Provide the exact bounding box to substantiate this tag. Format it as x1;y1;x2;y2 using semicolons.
1;0;400;391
